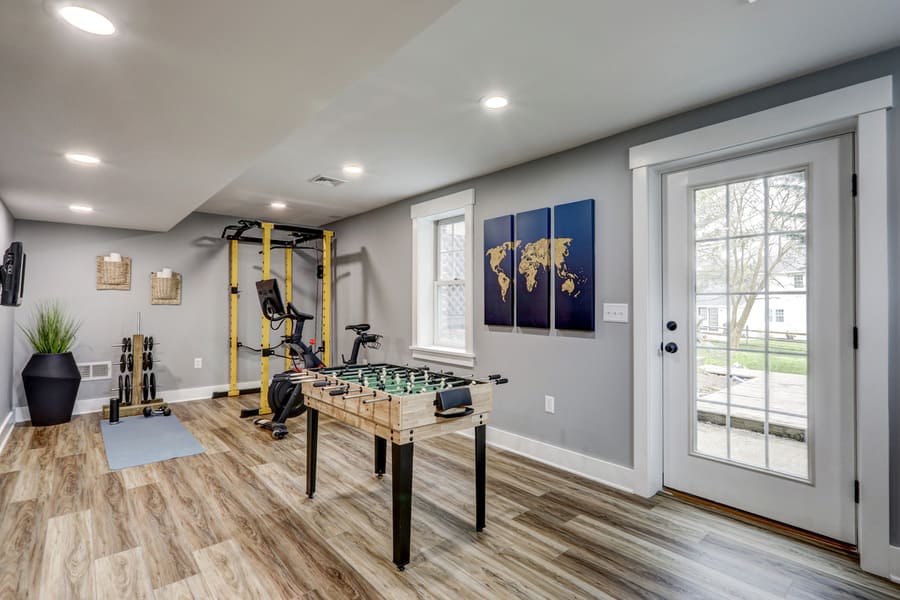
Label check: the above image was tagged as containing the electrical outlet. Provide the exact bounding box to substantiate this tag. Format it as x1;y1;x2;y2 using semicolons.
194;357;202;369
603;303;629;323
545;395;555;414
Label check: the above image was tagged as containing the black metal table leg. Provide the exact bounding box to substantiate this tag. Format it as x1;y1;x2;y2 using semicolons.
374;436;387;476
391;441;414;570
475;424;486;532
306;408;319;498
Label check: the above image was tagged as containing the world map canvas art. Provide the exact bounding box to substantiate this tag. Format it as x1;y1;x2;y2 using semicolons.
484;200;595;330
515;207;551;328
554;198;595;331
483;215;516;326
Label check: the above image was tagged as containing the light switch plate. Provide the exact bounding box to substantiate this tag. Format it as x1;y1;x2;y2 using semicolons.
603;303;629;323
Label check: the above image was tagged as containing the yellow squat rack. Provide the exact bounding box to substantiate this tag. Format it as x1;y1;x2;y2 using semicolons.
218;220;332;416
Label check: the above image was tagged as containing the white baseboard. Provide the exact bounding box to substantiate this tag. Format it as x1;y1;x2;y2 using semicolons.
890;545;900;583
458;425;634;494
0;410;15;455
14;380;259;423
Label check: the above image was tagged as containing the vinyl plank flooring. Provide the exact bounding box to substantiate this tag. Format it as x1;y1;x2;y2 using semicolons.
38;509;93;600
193;539;270;600
93;546;154;600
126;483;198;589
0;396;897;600
0;499;46;600
90;471;138;559
0;426;33;473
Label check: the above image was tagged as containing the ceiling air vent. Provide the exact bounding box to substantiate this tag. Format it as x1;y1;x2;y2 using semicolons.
308;174;347;188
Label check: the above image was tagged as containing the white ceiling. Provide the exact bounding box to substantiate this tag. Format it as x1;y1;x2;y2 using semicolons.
202;0;900;226
3;1;900;231
0;0;456;230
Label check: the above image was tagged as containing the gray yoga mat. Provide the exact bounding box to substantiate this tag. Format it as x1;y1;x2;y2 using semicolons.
100;413;205;470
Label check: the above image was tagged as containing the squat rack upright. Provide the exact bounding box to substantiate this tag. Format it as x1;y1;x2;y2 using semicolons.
220;219;333;415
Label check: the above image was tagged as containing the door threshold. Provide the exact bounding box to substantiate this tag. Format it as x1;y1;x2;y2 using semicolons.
662;488;858;557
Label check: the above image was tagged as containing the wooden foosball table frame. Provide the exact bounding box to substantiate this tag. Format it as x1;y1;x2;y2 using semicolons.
298;365;496;570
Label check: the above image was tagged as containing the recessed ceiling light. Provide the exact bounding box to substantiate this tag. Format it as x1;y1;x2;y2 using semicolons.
59;6;116;36
481;96;509;110
69;204;94;213
271;202;287;209
65;152;101;165
342;164;364;176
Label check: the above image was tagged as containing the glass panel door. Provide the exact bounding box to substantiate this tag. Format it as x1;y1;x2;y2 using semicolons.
693;170;810;480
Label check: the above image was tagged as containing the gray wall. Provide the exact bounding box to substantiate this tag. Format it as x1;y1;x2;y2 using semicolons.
0;198;15;425
12;212;322;408
329;47;900;537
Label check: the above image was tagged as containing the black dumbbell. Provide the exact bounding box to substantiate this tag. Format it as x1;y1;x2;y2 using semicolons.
143;406;171;417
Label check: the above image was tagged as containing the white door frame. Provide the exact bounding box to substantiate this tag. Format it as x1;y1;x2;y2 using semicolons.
629;76;893;576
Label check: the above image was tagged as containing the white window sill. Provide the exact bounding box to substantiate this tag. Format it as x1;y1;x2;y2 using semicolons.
409;345;475;368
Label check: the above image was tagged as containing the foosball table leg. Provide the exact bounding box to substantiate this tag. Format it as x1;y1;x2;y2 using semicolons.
475;424;486;532
374;436;387;477
306;408;319;499
391;442;414;571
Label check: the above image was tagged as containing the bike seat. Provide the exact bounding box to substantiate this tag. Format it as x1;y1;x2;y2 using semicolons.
345;323;370;332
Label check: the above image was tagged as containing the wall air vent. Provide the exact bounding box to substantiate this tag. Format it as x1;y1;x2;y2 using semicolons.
308;175;347;188
77;361;112;381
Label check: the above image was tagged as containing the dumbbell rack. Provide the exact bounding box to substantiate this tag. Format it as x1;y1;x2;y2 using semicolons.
103;333;167;419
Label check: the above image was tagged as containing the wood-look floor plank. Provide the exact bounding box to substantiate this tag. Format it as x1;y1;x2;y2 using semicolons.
48;453;91;517
152;574;211;600
126;483;198;589
11;448;54;502
90;471;138;559
0;426;33;473
1;396;897;600
38;509;93;600
193;539;270;600
93;546;154;600
53;417;89;458
0;499;46;599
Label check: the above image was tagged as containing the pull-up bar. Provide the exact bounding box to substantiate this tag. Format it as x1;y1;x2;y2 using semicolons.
218;219;333;415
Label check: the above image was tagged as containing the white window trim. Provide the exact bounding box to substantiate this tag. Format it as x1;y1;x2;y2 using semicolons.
630;76;892;577
410;189;475;367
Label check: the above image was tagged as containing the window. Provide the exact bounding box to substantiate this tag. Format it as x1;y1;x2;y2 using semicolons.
434;216;466;348
410;190;475;367
793;273;804;288
708;308;719;330
775;308;785;323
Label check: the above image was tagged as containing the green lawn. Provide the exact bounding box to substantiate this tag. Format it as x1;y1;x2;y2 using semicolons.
697;345;807;375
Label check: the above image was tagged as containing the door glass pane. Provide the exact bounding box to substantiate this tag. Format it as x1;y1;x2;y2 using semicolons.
729;408;767;468
692;169;809;479
728;178;765;236
695;185;727;240
696;241;727;294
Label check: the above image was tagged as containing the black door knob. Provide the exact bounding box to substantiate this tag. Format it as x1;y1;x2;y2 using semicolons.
666;321;677;331
664;342;678;354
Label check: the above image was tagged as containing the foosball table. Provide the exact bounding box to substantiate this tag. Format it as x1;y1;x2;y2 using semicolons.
294;363;507;570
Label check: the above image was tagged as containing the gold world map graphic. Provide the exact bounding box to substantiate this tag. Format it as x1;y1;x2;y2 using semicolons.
485;238;586;303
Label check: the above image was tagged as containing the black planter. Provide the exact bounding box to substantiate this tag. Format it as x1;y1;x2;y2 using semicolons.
22;352;81;426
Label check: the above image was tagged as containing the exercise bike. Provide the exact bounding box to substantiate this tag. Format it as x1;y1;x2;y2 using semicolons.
251;279;323;439
250;278;382;439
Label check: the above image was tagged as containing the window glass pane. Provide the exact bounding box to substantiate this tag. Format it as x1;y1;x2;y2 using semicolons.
767;354;807;415
695;241;727;294
768;417;808;479
768;171;806;233
769;233;806;292
728;235;765;294
436;283;466;348
728;178;765;236
696;407;728;460
727;294;766;352
695;185;727;240
729;408;767;468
